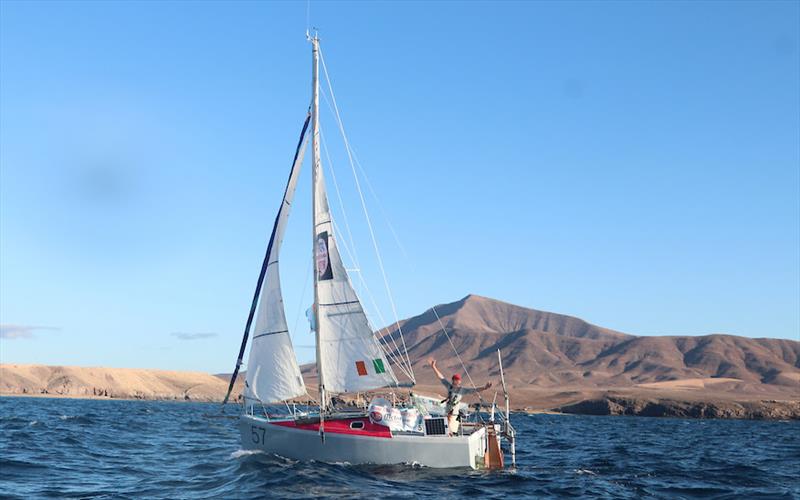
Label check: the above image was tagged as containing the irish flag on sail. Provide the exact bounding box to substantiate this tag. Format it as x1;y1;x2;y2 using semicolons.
355;359;387;376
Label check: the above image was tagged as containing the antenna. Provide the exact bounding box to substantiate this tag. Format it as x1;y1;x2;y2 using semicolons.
306;0;311;35
305;1;319;42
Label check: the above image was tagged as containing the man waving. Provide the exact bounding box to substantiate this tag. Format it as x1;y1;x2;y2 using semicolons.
429;358;491;436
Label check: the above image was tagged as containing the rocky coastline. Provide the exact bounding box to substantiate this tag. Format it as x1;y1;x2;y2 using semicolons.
557;396;800;420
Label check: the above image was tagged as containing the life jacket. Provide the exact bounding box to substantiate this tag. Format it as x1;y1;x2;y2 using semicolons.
442;385;460;415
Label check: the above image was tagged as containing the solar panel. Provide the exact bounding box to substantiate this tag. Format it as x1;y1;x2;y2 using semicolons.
424;417;446;436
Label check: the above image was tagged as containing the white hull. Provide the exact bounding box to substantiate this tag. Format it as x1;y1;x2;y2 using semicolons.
239;415;490;469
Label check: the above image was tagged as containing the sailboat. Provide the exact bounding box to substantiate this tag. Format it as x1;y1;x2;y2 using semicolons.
222;34;515;469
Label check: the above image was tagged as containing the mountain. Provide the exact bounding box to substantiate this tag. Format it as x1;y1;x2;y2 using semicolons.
2;294;798;417
301;294;629;379
383;295;799;397
385;294;629;385
297;294;797;413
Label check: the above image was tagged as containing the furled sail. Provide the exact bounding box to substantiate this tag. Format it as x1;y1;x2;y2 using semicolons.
224;114;310;405
312;159;398;394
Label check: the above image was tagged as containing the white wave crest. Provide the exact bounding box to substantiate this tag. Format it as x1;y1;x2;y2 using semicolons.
229;449;265;459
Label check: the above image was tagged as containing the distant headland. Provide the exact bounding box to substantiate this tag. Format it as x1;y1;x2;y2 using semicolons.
3;295;798;419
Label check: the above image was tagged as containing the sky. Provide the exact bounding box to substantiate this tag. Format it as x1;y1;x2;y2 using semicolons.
1;0;798;373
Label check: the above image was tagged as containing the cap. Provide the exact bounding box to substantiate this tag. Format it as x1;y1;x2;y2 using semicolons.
452;373;462;382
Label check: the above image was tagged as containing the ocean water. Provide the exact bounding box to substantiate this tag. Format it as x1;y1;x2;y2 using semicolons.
0;397;797;499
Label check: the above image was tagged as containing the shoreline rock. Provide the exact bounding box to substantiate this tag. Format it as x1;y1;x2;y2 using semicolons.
556;396;800;420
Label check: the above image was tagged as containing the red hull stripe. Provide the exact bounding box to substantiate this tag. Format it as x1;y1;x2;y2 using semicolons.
270;417;392;438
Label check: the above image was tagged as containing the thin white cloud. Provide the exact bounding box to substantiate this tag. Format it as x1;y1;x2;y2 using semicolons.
171;332;218;341
0;325;60;340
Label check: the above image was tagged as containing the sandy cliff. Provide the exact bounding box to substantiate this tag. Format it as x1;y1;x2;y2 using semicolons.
0;364;240;402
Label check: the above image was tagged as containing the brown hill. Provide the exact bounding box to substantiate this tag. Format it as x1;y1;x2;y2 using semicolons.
0;364;233;401
377;295;799;404
3;295;798;416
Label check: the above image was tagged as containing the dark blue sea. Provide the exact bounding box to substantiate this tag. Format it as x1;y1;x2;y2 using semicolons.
1;397;798;499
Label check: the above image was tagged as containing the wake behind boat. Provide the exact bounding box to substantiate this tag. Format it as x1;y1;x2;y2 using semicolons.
221;33;516;470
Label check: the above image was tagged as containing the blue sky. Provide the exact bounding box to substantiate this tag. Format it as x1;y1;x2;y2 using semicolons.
1;1;798;373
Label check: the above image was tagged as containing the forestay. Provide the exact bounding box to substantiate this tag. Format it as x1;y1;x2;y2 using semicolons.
243;118;310;404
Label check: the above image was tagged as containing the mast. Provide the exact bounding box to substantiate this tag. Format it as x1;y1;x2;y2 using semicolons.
308;33;397;402
310;33;326;414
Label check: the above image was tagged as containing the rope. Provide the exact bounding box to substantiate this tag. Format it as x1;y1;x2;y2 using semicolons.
320;123;419;376
430;306;482;397
318;46;415;382
320;129;413;381
331;222;410;375
290;255;313;342
327;215;413;381
319;126;363;274
348;148;412;264
325;93;484;397
320;132;411;379
320;113;415;383
320;99;398;354
346;143;492;402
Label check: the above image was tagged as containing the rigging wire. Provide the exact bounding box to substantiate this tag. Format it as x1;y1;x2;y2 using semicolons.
319;126;363;278
317;53;486;397
318;45;491;399
318;46;415;382
320;127;413;380
348;147;412;265
346;146;488;394
326;220;409;373
320;97;414;382
328;216;414;380
431;306;482;396
290;256;313;342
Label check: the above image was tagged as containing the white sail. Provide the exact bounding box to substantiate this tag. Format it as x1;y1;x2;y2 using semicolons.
307;36;396;396
243;128;309;404
312;160;398;393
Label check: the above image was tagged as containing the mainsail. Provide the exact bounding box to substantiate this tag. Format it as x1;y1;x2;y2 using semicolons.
223;114;310;405
309;38;397;394
312;165;398;393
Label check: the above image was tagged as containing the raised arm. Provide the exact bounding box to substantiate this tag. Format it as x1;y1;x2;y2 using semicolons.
462;382;493;394
428;358;448;385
